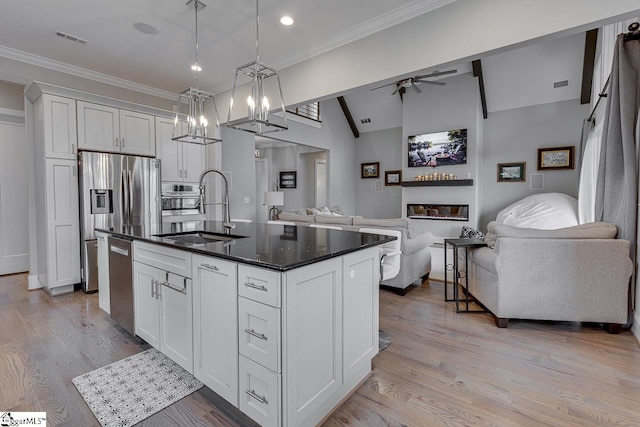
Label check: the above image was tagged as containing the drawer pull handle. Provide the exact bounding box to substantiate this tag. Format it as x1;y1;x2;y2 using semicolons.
244;282;267;292
244;328;267;341
151;279;157;299
245;389;268;404
158;280;187;294
201;263;219;271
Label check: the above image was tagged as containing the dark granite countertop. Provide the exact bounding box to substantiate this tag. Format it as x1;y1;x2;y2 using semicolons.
97;220;393;272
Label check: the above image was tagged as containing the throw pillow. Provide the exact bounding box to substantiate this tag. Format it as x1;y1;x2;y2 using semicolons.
460;226;485;240
495;193;579;229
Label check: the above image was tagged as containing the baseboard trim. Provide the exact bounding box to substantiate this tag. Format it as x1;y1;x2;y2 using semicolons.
28;274;42;290
632;311;640;344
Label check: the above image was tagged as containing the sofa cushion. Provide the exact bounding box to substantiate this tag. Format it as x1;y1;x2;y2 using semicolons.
315;215;353;225
278;212;315;223
282;208;308;216
496;193;579;229
493;222;617;240
352;218;409;230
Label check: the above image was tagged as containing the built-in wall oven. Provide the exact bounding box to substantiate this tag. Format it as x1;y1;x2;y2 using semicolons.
161;183;200;217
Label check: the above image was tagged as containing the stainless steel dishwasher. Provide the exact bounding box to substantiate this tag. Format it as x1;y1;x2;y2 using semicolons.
108;236;134;335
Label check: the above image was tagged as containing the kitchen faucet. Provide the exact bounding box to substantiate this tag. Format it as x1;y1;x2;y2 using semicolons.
198;168;235;230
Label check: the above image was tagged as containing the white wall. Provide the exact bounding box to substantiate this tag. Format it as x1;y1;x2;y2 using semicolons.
220;98;356;221
479;99;589;229
355;127;402;219
402;73;480;238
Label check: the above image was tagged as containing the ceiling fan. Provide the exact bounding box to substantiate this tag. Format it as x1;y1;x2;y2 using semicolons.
370;69;457;95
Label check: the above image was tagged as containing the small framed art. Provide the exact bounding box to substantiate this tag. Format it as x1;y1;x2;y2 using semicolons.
497;162;526;182
279;171;297;189
537;146;574;170
384;170;402;186
361;162;380;179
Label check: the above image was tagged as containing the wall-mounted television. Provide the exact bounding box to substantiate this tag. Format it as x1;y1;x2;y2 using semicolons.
408;128;467;167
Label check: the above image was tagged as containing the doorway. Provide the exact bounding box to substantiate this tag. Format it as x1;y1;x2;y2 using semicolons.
255;158;269;223
315;159;327;208
0;120;28;275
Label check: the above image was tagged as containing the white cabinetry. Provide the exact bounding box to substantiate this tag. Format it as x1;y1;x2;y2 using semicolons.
237;265;283;427
133;241;193;373
41;94;77;159
156;117;205;182
96;231;110;314
38;158;81;292
192;255;238;405
77;101;156;156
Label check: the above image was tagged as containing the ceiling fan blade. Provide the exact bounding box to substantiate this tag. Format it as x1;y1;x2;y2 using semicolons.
370;82;398;91
414;79;446;86
390;86;401;95
411;83;422;94
414;69;457;79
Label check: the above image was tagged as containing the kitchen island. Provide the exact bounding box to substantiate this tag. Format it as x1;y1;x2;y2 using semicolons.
98;221;391;427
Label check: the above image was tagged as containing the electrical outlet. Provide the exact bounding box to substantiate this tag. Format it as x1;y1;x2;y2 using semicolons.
244;196;250;204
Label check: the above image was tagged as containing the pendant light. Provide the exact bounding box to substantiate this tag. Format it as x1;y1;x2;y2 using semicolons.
226;0;288;135
173;0;222;145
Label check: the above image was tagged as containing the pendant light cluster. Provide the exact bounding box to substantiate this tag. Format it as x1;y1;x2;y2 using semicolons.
172;0;222;145
174;0;288;145
226;0;288;135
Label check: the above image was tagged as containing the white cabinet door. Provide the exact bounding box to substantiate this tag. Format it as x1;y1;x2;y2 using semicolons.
96;231;110;314
342;248;378;383
133;261;161;348
42;95;77;159
44;158;81;289
120;109;155;156
192;255;238;405
159;272;193;374
182;132;205;182
77;101;120;152
157;117;182;182
283;257;343;426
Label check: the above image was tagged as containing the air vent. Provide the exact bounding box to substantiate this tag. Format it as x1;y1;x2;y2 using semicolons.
54;30;89;45
553;80;569;88
360;118;371;124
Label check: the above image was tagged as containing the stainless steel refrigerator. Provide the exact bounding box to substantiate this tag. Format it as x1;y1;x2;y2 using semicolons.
79;151;160;292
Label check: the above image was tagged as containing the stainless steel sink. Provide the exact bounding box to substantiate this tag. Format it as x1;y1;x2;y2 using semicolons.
154;231;246;245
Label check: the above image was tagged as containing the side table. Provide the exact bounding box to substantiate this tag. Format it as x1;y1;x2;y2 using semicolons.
444;238;487;313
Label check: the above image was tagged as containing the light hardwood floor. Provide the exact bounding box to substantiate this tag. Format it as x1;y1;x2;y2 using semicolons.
1;272;639;426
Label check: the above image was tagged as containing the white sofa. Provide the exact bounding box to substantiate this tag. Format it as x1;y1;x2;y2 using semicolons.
468;222;632;332
278;210;433;294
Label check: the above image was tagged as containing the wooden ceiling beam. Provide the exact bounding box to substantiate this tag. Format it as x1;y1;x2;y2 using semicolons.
581;29;599;105
337;96;360;138
472;59;488;119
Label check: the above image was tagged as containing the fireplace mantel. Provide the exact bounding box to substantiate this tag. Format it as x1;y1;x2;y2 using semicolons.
401;179;473;187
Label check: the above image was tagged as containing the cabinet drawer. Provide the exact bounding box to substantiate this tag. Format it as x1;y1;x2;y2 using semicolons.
238;297;281;373
239;355;281;427
133;241;192;278
238;265;281;308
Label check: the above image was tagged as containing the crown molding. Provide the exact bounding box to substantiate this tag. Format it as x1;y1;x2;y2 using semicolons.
275;0;457;70
0;45;178;101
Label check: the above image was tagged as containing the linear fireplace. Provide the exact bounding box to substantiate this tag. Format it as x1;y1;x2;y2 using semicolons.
407;204;469;221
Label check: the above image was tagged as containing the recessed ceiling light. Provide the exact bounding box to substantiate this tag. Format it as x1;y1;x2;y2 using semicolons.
133;22;159;35
190;64;202;72
280;16;294;26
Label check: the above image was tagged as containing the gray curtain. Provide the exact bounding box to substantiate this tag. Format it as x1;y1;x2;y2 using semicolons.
595;34;640;323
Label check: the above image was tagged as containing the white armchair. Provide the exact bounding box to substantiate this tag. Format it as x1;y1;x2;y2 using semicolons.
468;222;632;332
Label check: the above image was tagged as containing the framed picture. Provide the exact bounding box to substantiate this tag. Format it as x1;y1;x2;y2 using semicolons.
537;146;574;170
385;170;402;186
497;162;526;182
279;171;297;189
361;162;380;179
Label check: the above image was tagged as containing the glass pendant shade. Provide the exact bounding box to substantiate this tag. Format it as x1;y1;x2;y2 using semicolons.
173;87;222;145
226;0;287;135
172;0;222;145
